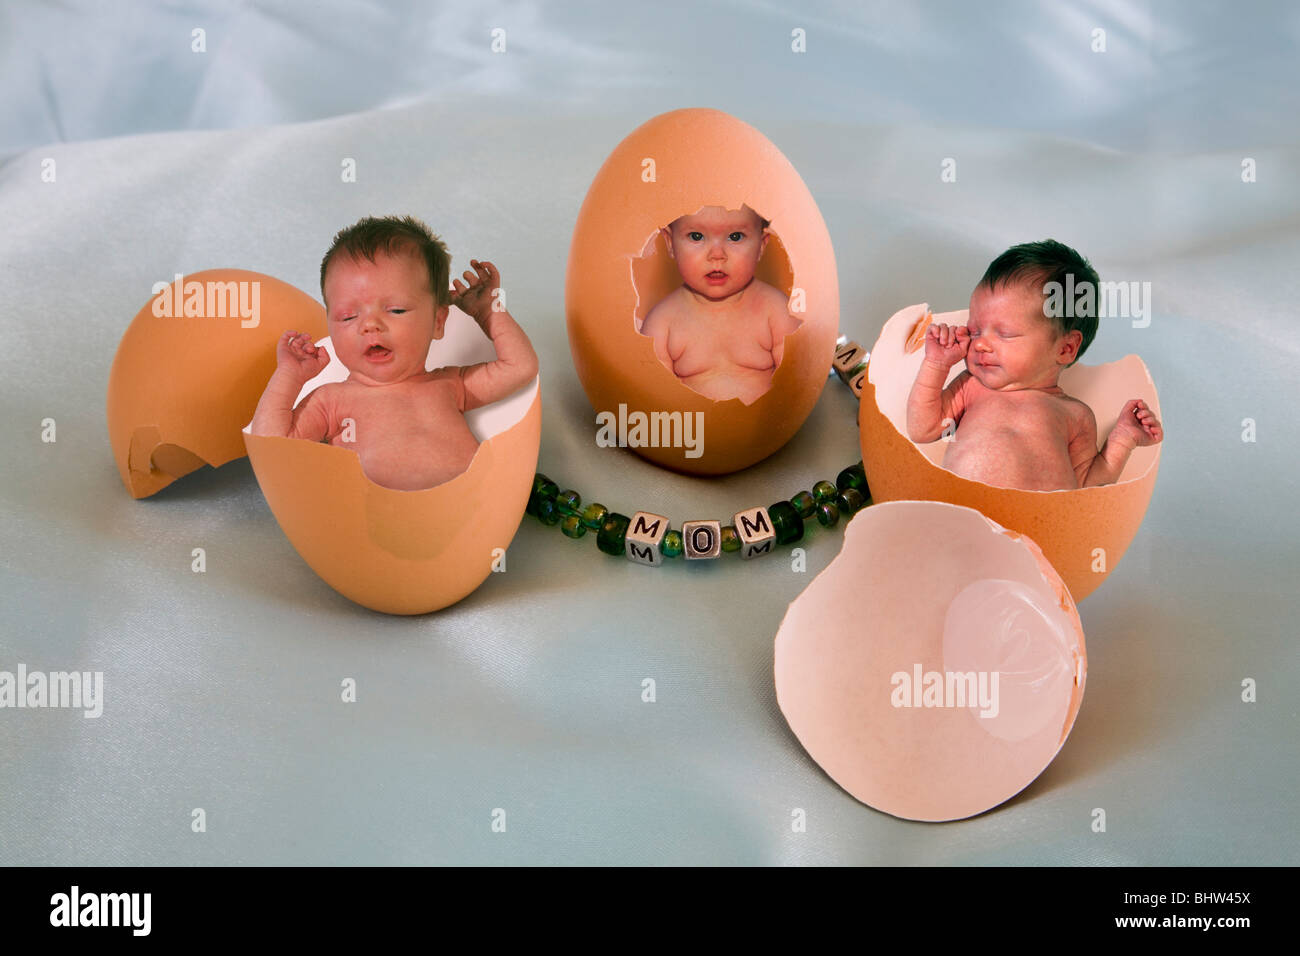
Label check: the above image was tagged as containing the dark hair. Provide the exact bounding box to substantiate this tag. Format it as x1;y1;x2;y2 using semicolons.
320;215;451;307
979;239;1100;363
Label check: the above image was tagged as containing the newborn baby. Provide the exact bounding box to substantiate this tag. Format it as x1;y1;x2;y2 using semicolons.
906;240;1162;491
640;204;801;405
249;215;538;491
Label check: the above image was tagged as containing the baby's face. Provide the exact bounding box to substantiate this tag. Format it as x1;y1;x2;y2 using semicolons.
663;205;768;301
322;249;447;387
965;280;1080;392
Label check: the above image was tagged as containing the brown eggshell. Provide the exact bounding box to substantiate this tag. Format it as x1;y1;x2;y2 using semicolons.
566;108;839;474
775;500;1087;822
107;270;328;498
243;309;541;616
860;303;1162;602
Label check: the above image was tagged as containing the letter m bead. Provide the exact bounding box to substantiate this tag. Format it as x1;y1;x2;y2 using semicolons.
626;511;669;566
733;507;775;559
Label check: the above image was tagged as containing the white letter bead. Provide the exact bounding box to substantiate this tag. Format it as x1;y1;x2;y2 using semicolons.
832;341;866;383
682;520;721;560
732;507;775;560
626;511;669;565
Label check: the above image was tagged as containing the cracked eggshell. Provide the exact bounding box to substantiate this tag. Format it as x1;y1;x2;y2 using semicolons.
243;309;541;616
107;270;328;498
860;303;1162;602
775;500;1087;822
566;108;839;475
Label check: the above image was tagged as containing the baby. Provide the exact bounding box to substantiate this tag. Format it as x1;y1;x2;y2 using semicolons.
640;204;801;405
249;215;539;491
906;239;1162;491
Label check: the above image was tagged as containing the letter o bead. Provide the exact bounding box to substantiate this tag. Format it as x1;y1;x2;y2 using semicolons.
682;520;721;560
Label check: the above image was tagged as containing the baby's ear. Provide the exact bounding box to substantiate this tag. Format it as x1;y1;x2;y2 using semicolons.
660;226;675;259
1059;329;1083;363
433;303;450;339
758;228;771;258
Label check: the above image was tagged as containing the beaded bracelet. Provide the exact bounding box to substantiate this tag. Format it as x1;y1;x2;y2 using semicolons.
528;337;871;565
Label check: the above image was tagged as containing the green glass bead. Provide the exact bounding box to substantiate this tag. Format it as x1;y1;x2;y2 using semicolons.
580;502;609;530
812;480;838;505
560;515;586;539
596;513;631;556
720;525;742;553
790;490;816;518
528;475;559;517
556;489;582;517
836;463;867;494
660;529;683;558
837;488;866;514
768;500;804;545
535;496;561;526
816;502;839;528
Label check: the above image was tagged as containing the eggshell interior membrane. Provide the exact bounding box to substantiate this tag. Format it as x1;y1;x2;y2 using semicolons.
774;500;1087;823
243;307;540;616
860;303;1162;602
107;270;329;498
566;108;839;475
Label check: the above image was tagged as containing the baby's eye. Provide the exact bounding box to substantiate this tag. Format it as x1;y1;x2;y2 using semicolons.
687;231;704;241
389;308;407;314
728;231;745;242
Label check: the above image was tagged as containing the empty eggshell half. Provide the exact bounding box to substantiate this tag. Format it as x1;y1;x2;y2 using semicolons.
242;307;540;616
774;500;1087;822
566;108;839;474
107;270;329;498
859;303;1162;602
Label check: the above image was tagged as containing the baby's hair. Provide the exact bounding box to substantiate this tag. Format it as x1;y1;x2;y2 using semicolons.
979;239;1100;363
320;215;451;307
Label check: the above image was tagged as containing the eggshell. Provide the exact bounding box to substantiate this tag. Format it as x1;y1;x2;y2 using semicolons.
242;308;541;616
860;303;1162;602
566;108;839;474
775;500;1087;822
107;270;328;498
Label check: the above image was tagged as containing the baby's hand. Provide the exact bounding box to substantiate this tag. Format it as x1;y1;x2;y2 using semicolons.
276;330;330;382
1112;399;1163;447
924;322;970;369
450;259;502;324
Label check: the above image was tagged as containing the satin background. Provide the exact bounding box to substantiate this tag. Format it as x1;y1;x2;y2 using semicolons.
1;0;1296;864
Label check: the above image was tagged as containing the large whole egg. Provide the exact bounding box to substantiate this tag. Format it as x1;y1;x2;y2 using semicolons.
859;303;1162;602
566;108;839;475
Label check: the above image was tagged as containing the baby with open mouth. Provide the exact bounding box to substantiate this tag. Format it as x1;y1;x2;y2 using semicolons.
640;204;801;405
249;215;538;491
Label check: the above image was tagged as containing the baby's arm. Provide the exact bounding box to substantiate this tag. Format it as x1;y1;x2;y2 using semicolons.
249;331;331;440
451;260;540;411
641;298;680;373
767;293;802;368
1081;399;1162;487
906;323;971;443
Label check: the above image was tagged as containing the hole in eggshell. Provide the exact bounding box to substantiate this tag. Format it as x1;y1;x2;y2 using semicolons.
240;305;536;487
629;205;802;406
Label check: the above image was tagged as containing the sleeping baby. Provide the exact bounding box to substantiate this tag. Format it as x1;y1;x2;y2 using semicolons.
640;204;801;405
249;215;539;491
906;239;1162;492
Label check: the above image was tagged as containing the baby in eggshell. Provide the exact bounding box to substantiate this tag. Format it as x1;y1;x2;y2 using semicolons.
249;215;538;491
906;239;1162;492
640;204;802;405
